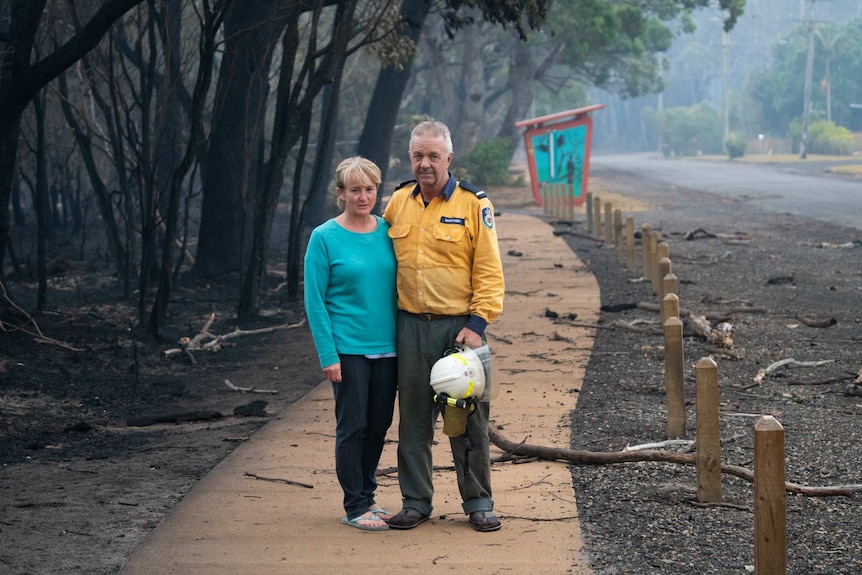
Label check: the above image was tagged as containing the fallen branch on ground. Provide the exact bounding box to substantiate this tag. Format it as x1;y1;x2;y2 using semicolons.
611;319;662;336
489;428;862;497
126;410;224;427
796;314;837;328
786;374;857;386
487;332;513;344
683;228;753;243
753;358;835;382
624;439;694;452
244;472;313;489
164;313;306;359
505;288;543;296
552;228;603;241
225;379;279;394
720;411;781;418
845;368;862;396
606;301;767;319
699;345;743;360
702;297;755;306
687;314;734;349
601;303;741;347
804;240;862;249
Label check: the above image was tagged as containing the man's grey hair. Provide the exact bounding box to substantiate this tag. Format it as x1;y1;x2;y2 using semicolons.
409;120;453;154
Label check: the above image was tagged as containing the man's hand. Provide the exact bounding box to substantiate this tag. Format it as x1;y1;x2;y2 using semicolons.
455;327;482;349
323;362;342;383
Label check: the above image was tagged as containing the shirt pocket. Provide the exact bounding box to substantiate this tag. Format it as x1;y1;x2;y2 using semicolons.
388;224;413;262
429;224;468;266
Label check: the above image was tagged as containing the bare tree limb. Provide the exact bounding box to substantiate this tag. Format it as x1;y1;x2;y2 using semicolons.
683;228;752;243
553;228;602;241
786;374;857;386
754;358;835;382
244;472;313;489
635;301;767;318
489;429;862;497
225;379;279;394
844;368;862;396
796;314;837;328
611;319;662;336
624;439;694;452
0;281;84;351
164;314;306;358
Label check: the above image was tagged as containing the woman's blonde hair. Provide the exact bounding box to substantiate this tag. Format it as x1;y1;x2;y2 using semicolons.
335;156;382;209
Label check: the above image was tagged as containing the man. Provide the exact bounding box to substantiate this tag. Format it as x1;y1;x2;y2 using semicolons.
382;120;505;532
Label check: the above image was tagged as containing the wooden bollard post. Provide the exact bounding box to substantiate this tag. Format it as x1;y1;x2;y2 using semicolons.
614;209;623;259
695;357;722;504
657;243;670;260
626;216;635;270
663;272;679;298
593;196;602;240
661;293;679;327
654;241;669;297
649;232;660;295
663;317;686;439
754;415;787;575
585;193;593;234
604;202;613;245
640;223;651;278
539;184;551;216
554;184;566;218
657;257;671;300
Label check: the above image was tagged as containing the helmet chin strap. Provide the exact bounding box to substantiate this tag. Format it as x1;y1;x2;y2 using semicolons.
433;392;470;410
433;392;478;478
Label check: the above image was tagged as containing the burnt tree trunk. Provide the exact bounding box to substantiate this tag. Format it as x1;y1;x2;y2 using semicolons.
0;0;145;276
195;1;287;279
357;0;431;192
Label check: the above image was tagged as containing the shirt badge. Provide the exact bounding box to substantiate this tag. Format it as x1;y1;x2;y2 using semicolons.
440;216;465;225
481;206;494;230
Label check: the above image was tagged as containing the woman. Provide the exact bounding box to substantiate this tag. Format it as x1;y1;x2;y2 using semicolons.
303;156;398;531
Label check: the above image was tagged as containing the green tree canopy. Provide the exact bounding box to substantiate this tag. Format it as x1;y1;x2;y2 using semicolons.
748;20;862;137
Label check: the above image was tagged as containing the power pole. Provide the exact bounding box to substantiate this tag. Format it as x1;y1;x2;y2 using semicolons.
657;54;664;155
722;29;730;150
799;0;816;159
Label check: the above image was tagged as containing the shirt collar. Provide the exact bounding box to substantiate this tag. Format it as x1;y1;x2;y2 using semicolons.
410;173;456;201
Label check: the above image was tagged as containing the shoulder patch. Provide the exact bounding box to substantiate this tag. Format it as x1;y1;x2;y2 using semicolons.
481;206;494;230
394;179;417;192
459;180;487;199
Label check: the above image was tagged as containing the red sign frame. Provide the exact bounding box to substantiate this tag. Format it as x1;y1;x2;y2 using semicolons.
515;104;605;206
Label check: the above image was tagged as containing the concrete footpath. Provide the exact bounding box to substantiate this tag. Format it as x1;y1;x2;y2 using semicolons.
120;212;600;574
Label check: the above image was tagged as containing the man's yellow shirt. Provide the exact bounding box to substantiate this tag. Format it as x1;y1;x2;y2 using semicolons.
383;177;504;326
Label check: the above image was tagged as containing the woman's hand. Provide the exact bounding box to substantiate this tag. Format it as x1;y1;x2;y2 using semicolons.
323;362;342;383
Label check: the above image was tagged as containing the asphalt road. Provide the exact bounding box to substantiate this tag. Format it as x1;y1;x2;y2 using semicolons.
591;153;862;231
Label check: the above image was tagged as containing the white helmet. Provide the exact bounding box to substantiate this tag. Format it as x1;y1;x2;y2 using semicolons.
429;346;486;400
